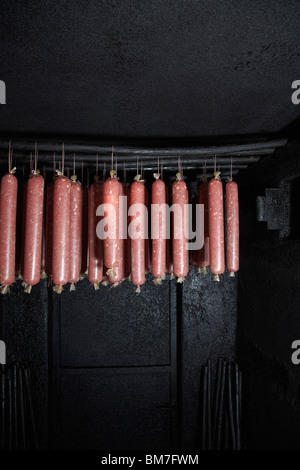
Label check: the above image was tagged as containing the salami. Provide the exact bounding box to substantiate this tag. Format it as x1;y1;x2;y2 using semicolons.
44;178;55;278
145;186;151;273
0;171;18;293
151;173;166;284
208;172;225;281
40;209;47;280
103;170;121;269
198;178;210;275
226;180;239;277
165;185;174;279
191;193;198;267
23;172;45;293
88;176;103;289
52;175;71;293
15;181;27;279
107;180;124;286
123;183;131;279
130;175;146;292
69;176;83;290
80;185;88;277
172;173;189;282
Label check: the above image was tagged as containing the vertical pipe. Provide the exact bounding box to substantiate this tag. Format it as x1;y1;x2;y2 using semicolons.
201;365;208;450
216;361;226;450
207;359;212;450
8;374;12;451
235;364;241;450
23;368;38;450
18;367;26;450
13;365;18;449
213;357;222;441
1;367;5;450
227;363;236;450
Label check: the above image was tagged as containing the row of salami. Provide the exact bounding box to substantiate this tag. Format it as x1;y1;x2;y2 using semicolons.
0;166;239;294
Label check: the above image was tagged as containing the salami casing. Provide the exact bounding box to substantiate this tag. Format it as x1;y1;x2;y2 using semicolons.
208;173;225;281
23;173;45;292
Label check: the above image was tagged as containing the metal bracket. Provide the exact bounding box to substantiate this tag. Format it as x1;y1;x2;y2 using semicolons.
256;184;290;238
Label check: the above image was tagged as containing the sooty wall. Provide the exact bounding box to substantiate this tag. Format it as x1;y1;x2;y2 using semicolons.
237;136;300;450
0;221;237;451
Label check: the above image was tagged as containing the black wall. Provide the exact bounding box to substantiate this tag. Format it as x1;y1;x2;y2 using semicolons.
0;265;237;450
237;137;300;449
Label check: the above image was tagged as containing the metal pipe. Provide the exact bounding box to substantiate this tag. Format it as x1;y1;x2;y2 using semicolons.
8;374;12;451
23;368;38;450
216;360;227;450
213;357;223;443
13;365;18;449
227;363;236;450
18;367;26;450
0;138;287;155
207;359;212;450
202;365;208;450
1;367;6;450
235;364;241;450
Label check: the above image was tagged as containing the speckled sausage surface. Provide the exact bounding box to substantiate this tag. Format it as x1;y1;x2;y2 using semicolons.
130;180;145;291
123;183;131;279
88;180;103;288
151;177;166;280
23;174;44;291
15;181;27;278
103;174;121;269
107;181;124;285
226;180;239;276
69;180;82;287
52;176;71;291
0;173;18;291
208;177;225;279
45;180;54;277
192;194;198;267
80;186;88;276
165;185;173;276
145;186;151;272
172;178;189;280
198;180;210;272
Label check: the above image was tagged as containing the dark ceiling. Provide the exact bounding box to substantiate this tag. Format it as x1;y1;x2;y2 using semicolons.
0;0;300;139
0;1;299;178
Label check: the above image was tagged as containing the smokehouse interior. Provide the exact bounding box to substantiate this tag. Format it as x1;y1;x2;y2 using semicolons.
0;0;300;451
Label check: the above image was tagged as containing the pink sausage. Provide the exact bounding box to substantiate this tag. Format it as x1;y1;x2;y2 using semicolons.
69;179;83;289
0;173;18;293
103;173;121;269
80;186;89;276
88;178;103;289
151;177;166;281
198;180;210;273
52;176;71;292
145;186;151;272
130;180;145;292
165;186;173;276
123;183;131;279
208;176;225;280
23;174;45;292
15;181;27;278
172;178;189;281
191;194;198;267
44;180;54;277
107;180;124;285
226;180;239;276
